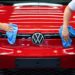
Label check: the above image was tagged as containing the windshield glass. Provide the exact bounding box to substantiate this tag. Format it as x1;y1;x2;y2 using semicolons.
0;0;71;5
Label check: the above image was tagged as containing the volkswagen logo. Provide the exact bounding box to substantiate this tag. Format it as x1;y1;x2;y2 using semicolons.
32;33;44;45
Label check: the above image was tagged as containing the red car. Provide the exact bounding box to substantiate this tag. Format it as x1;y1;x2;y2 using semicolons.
0;0;75;74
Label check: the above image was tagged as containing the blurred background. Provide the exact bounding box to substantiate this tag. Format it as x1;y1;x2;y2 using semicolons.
0;0;71;5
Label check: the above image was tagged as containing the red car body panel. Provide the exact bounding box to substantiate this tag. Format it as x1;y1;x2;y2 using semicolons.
0;4;75;69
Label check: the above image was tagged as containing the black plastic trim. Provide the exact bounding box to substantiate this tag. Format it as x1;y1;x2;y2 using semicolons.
0;33;75;39
16;58;60;69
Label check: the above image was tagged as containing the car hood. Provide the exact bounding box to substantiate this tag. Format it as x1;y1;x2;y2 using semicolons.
0;4;65;34
0;3;75;34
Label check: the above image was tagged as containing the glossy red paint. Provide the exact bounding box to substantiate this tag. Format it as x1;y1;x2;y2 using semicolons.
0;5;75;69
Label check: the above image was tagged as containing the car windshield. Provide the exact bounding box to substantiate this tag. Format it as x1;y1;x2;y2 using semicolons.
0;0;71;5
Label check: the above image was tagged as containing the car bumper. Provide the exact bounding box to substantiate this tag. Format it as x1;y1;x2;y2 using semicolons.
0;55;75;69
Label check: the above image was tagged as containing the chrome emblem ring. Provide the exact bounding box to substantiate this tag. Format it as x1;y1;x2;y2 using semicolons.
32;33;44;45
